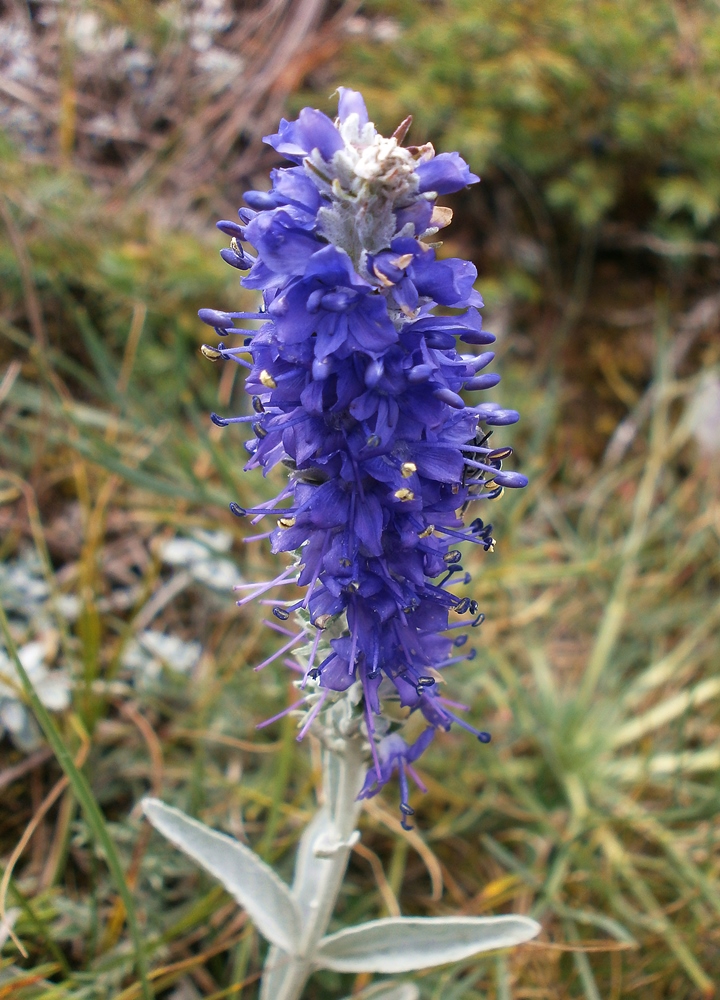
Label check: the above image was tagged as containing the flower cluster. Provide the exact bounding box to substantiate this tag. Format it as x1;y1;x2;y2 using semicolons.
201;89;526;822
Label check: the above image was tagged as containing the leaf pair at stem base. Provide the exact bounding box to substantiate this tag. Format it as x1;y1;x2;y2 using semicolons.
143;797;540;993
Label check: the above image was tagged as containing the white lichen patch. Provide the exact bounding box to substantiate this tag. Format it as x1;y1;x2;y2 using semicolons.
0;638;71;751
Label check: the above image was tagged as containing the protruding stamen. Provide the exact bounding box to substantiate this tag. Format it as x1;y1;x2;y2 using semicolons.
211;412;256;426
296;689;329;741
256;697;307;729
234;568;297;607
407;764;427;794
241;531;274;543
263;619;296;637
398;761;413;830
253;631;307;671
300;629;323;686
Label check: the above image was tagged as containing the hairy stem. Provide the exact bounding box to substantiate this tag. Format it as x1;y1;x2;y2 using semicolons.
260;735;366;1000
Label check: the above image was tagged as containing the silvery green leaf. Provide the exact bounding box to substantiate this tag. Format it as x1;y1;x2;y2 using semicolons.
339;982;419;1000
316;915;541;973
143;798;302;953
259;944;290;1000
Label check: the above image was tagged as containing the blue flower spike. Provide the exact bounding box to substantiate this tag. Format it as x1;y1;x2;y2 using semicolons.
146;90;540;1000
201;89;527;826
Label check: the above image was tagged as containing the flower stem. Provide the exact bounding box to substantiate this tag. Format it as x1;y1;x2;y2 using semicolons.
260;735;366;1000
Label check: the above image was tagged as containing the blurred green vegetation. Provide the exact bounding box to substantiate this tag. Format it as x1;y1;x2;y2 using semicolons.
325;0;720;236
1;2;719;999
304;0;720;468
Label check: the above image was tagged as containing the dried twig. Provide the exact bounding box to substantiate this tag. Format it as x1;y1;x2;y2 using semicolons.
0;747;53;793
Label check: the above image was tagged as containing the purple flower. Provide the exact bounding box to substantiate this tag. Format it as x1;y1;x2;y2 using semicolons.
265;107;346;163
416;151;480;195
358;729;436;829
267;246;398;361
200;90;526;824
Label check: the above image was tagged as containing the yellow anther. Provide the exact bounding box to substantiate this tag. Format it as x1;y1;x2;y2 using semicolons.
392;253;414;269
277;517;296;528
394;488;415;502
201;345;223;361
260;370;277;388
418;524;435;538
429;205;453;230
400;461;417;478
373;265;395;288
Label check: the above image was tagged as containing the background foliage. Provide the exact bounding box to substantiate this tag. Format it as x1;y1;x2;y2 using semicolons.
0;1;719;998
336;0;720;234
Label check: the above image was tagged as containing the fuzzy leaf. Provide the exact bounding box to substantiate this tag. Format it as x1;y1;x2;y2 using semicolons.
143;798;302;953
316;915;541;973
340;983;419;1000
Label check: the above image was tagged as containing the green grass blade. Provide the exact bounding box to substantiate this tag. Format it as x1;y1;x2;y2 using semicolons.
495;953;511;1000
0;869;72;978
66;433;228;505
565;921;602;1000
0;602;154;1000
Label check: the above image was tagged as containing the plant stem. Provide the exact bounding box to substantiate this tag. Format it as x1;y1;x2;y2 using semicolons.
260;735;366;1000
